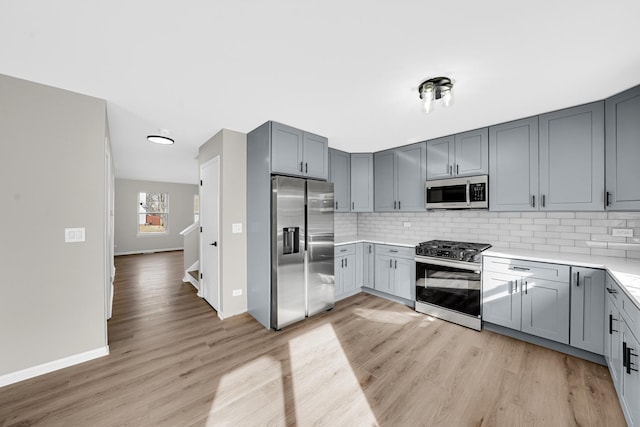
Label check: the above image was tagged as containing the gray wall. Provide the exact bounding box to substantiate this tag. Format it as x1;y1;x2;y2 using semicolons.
0;74;108;376
199;129;247;318
114;179;198;255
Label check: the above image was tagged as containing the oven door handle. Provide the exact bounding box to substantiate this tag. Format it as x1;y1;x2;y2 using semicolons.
415;256;481;272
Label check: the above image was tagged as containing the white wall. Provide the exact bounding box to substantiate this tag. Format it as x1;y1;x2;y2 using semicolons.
0;74;108;378
114;179;198;255
199;129;247;318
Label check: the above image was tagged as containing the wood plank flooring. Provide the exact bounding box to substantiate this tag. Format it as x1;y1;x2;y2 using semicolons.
0;251;627;426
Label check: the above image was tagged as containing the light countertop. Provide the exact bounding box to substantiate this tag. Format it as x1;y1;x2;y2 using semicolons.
334;239;417;248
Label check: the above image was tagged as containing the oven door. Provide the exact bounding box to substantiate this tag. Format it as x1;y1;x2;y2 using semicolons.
415;258;482;317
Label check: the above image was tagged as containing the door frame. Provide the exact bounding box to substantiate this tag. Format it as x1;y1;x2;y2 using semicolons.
199;156;221;316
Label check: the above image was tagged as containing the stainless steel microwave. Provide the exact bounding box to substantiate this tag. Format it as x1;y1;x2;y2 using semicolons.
425;175;489;209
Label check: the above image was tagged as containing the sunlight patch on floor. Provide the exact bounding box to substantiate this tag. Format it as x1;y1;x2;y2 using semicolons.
207;355;286;425
353;307;417;325
287;323;378;425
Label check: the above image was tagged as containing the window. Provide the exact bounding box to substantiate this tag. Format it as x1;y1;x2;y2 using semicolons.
138;192;168;234
193;194;200;223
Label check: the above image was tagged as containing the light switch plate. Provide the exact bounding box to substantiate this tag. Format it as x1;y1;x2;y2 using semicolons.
612;228;633;237
232;223;242;234
232;289;242;296
65;227;85;243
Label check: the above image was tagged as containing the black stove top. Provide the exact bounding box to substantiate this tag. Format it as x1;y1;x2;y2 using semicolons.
415;240;492;263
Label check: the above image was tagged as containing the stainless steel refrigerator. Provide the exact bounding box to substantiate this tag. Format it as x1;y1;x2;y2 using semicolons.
270;176;334;329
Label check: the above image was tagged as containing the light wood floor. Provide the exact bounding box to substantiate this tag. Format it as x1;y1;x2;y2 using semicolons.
0;251;627;426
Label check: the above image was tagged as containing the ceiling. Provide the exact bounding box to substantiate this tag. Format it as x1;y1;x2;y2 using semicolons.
2;1;640;184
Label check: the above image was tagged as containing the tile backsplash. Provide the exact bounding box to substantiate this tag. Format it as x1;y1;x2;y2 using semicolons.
336;211;640;259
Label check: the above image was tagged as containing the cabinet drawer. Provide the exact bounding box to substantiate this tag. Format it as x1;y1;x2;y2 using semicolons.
621;290;640;337
375;244;414;259
483;256;570;283
335;244;356;257
605;273;623;309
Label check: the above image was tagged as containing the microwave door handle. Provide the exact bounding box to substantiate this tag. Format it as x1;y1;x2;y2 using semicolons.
466;180;471;206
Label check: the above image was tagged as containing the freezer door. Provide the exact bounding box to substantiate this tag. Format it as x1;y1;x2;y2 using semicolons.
271;176;306;329
306;180;335;316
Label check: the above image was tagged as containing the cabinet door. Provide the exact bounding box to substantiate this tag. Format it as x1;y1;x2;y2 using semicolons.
395;142;426;211
271;122;304;176
350;153;374;212
570;267;605;354
334;256;344;296
606;84;640;210
482;271;521;330
454;128;488;177
521;277;570;344
374;255;393;294
426;136;454;180
489;117;539;211
302;132;328;180
329;149;350;212
621;324;640;427
374;150;396;211
362;243;375;288
342;253;357;294
605;294;623;389
393;257;414;300
539;102;605;211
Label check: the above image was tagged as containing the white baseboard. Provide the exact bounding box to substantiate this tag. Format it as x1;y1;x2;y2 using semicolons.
0;346;109;388
114;247;183;256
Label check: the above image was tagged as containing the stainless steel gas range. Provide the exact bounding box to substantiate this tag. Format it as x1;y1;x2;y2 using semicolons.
414;240;492;330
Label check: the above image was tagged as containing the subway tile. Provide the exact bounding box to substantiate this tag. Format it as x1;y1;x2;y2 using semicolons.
575;240;607;249
546;212;575;219
559;232;590;240
575;212;608;219
522;237;547;244
560;219;591;226
534;218;561;225
560;246;591;255
489;218;510;224
510;218;534;225
547;225;575;233
521;212;547;219
627;251;640;260
533;244;561;252
591;248;626;258
575;226;607;234
511;230;534;237
547;238;575;247
510;242;534;250
591;219;627;227
608;212;640;219
607;243;640;251
522;224;547;232
498;235;521;243
590;234;628;243
499;212;522;218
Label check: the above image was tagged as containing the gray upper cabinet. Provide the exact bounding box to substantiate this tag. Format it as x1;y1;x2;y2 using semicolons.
350;153;374;212
271;122;304;177
426;129;488;180
270;122;328;180
570;267;605;355
539;102;604;211
426;136;454;179
374;142;426;212
606;84;640;210
489;117;539;211
329;149;350;212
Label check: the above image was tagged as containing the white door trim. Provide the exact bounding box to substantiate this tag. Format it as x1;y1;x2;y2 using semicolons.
199;156;221;315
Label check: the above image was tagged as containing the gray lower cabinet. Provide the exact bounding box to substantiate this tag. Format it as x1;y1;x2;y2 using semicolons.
359;242;375;288
426;128;488;180
350;153;374;212
570;267;605;355
373;244;415;300
606;84;640;210
329;148;350;212
374;142;426;212
605;273;640;427
482;256;570;344
335;245;356;299
270;121;328;180
489;117;539;211
538;102;604;211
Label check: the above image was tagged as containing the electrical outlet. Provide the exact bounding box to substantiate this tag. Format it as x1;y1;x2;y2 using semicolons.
403;222;411;228
612;228;633;237
65;227;85;243
232;223;242;234
232;289;242;297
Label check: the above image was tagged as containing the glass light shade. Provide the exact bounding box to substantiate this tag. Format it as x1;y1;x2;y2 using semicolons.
441;88;453;107
422;85;434;113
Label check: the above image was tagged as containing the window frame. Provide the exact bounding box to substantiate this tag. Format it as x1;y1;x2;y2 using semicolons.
137;191;169;237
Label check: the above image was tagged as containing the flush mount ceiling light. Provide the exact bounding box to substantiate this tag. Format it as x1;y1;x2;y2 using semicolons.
147;129;174;145
418;77;454;114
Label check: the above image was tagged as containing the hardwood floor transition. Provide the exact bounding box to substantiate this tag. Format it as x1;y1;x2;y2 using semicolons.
0;251;627;426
